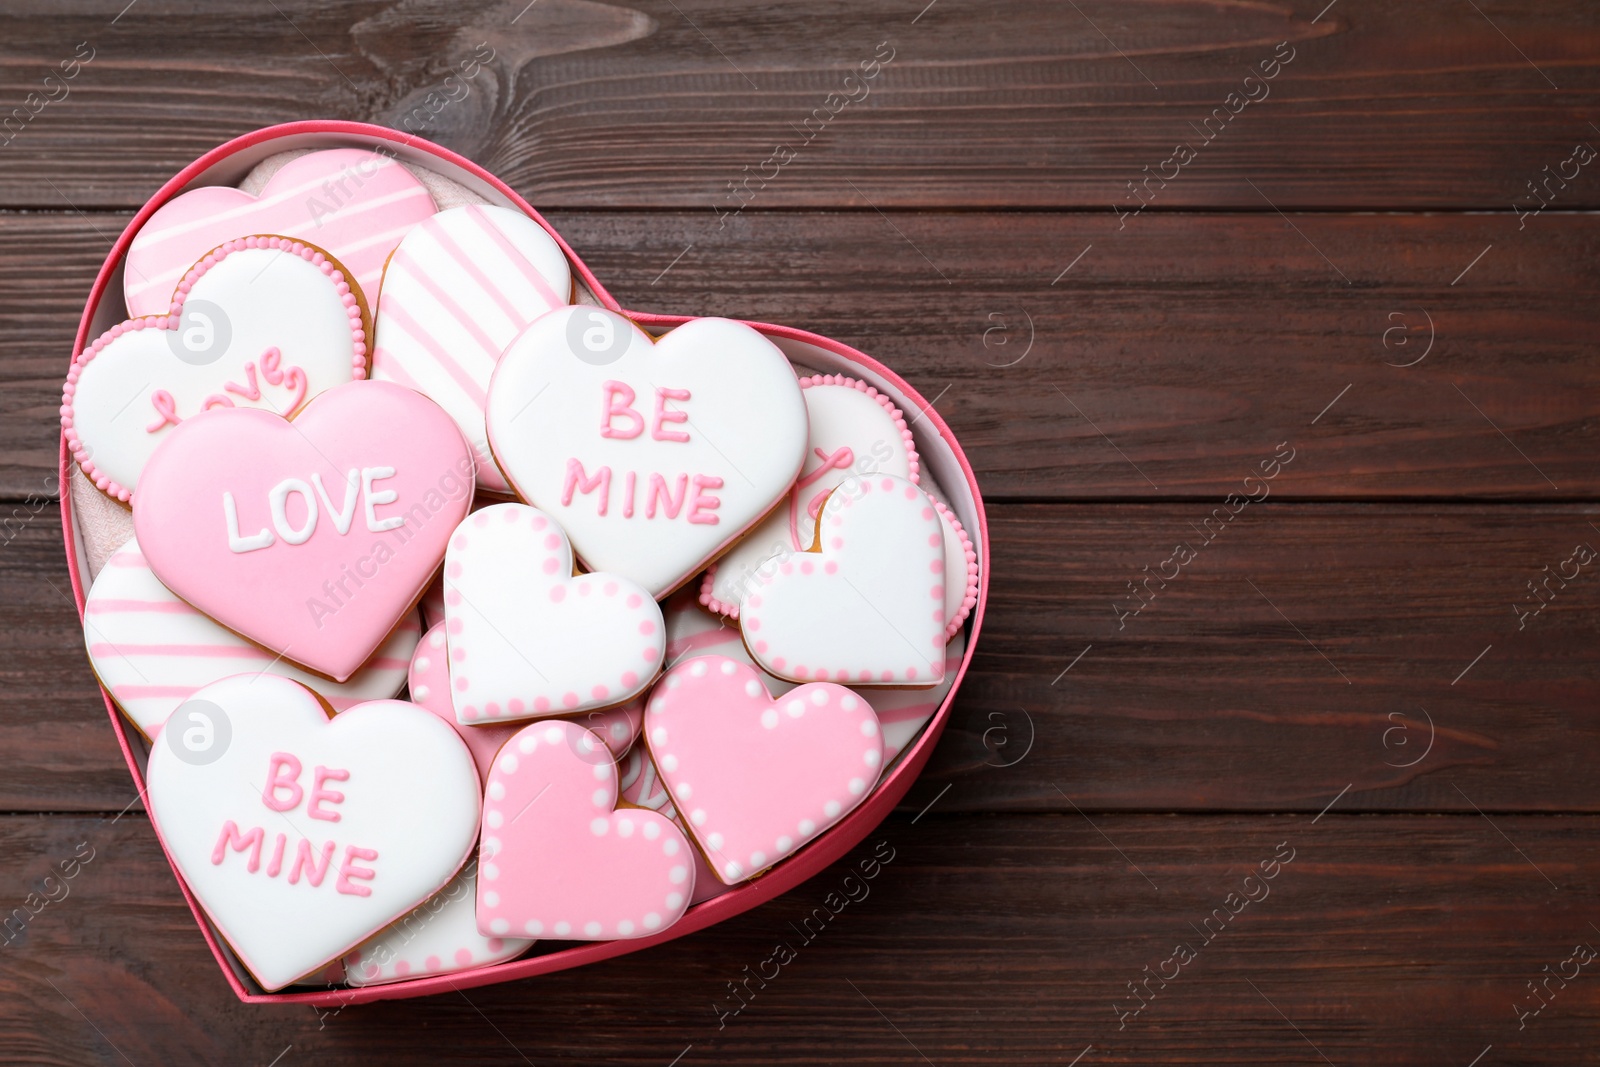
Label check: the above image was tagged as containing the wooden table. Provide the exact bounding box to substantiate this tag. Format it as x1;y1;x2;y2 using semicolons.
3;1;1597;1062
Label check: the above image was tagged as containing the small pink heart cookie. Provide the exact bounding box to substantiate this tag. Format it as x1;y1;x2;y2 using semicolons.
63;236;370;502
132;379;476;682
443;502;664;722
741;475;947;686
644;655;884;884
124;148;436;317
408;622;641;779
477;719;694;940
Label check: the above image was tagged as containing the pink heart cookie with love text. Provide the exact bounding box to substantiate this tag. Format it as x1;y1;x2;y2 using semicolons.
477;719;693;940
645;655;884;884
133;379;475;682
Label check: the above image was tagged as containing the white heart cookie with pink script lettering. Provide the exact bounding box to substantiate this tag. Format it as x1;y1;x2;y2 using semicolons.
645;655;884;884
741;475;946;686
132;380;475;682
485;308;808;597
62;236;369;503
145;674;480;991
443;502;664;721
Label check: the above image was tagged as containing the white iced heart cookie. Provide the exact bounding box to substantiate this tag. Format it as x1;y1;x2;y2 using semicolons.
144;675;480;991
371;205;572;493
701;373;919;617
485;308;808;597
443;502;665;721
62;236;369;502
741;475;946;686
83;537;418;739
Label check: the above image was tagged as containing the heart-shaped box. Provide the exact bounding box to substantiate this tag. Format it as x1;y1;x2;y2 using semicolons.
58;121;989;1005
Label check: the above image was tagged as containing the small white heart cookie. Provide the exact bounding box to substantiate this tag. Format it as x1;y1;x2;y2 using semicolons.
741;475;946;686
144;675;480;991
484;308;808;597
372;205;572;493
443;502;665;721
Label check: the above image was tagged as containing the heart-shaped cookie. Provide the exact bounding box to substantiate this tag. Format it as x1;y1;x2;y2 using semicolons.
477;719;693;940
741;475;947;686
371;205;573;493
644;655;883;884
408;621;642;779
484;308;808;597
63;236;370;502
442;502;663;721
132;379;475;682
144;674;481;991
123;148;436;317
84;536;419;739
617;741;730;907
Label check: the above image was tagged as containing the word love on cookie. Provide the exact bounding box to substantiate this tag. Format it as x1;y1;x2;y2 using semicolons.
133;380;475;681
146;675;480;991
486;308;807;597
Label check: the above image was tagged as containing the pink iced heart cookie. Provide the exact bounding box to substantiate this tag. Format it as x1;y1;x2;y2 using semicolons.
84;536;419;739
645;656;884;884
63;236;369;502
123;148;436;317
484;308;808;597
477;719;693;940
372;205;572;493
443;502;664;721
132;379;476;682
408;622;641;779
144;675;481;991
617;740;729;906
741;475;947;686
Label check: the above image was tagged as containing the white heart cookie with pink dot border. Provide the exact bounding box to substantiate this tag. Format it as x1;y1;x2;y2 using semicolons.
63;236;370;502
477;719;693;940
741;474;946;686
442;502;664;721
144;674;481;991
645;655;883;884
484;307;808;597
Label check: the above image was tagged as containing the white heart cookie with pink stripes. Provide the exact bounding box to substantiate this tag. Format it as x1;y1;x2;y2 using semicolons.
83;537;418;739
124;148;435;317
372;205;572;492
644;655;883;884
443;502;664;721
484;308;808;597
477;719;692;940
741;474;947;686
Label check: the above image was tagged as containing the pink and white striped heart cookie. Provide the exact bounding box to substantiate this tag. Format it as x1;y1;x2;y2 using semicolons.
478;719;693;940
372;205;572;492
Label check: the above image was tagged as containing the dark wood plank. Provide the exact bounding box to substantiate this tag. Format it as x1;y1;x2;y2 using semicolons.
6;211;1600;500
15;504;1600;814
5;812;1598;1064
3;1;1600;210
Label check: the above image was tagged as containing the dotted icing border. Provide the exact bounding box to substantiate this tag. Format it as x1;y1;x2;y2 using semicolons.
932;496;979;638
60;235;369;504
697;373;921;619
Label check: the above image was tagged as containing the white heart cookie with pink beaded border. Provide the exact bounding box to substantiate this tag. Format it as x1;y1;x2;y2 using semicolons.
477;719;693;940
645;655;883;884
484;308;808;597
442;502;664;721
63;236;369;502
741;474;946;686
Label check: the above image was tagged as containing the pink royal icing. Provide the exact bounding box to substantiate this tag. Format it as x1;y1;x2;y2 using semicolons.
131;379;475;683
617;741;730;906
477;719;694;940
644;655;884;884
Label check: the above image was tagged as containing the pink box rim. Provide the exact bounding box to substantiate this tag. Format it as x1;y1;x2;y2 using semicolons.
56;119;990;1006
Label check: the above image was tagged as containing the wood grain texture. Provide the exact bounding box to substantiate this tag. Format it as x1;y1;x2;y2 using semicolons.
6;210;1599;500
2;813;1597;1065
16;503;1600;814
2;1;1599;210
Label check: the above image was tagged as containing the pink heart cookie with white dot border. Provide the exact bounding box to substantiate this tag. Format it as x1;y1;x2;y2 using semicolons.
477;719;693;940
442;502;664;722
644;655;884;885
